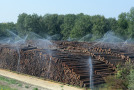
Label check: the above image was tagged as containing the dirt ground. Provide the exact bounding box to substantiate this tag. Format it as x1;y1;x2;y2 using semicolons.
0;69;84;90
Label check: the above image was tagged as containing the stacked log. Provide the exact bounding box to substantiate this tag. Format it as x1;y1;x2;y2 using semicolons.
1;41;134;88
0;45;90;87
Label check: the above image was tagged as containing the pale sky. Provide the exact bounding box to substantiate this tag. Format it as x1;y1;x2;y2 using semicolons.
0;0;134;23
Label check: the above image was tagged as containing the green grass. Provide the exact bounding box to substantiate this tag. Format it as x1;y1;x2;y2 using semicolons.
0;75;18;84
0;84;17;90
18;83;22;87
25;85;29;88
33;88;38;90
60;85;64;90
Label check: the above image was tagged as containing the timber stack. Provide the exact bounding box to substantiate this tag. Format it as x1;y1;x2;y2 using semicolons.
0;40;133;88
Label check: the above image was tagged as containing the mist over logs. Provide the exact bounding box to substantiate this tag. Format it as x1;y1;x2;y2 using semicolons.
0;40;134;88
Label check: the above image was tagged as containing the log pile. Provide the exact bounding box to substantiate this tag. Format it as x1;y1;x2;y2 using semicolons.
0;40;134;88
0;45;90;87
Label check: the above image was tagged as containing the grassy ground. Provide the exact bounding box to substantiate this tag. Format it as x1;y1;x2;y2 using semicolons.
0;75;44;90
0;75;18;90
0;75;18;84
0;84;17;90
0;75;109;90
0;75;113;90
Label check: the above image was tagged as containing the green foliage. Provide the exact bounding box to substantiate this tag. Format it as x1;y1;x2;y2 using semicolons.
1;7;134;41
91;15;110;39
105;60;134;90
61;14;76;40
107;18;118;31
105;75;126;89
33;88;38;90
25;85;29;88
0;22;16;38
60;85;64;90
70;15;92;39
128;69;134;89
118;12;128;29
44;14;61;35
18;83;22;87
16;13;28;36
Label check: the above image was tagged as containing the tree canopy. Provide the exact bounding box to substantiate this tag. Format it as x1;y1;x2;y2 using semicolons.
1;7;134;41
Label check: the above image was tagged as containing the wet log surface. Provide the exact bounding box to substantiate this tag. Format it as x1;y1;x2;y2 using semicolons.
0;41;133;87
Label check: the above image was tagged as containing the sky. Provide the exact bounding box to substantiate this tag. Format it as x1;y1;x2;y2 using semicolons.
0;0;134;23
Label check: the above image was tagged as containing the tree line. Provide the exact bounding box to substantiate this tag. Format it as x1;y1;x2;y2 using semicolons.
0;7;134;41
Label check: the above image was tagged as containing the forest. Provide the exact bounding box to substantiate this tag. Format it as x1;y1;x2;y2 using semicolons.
0;7;134;41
